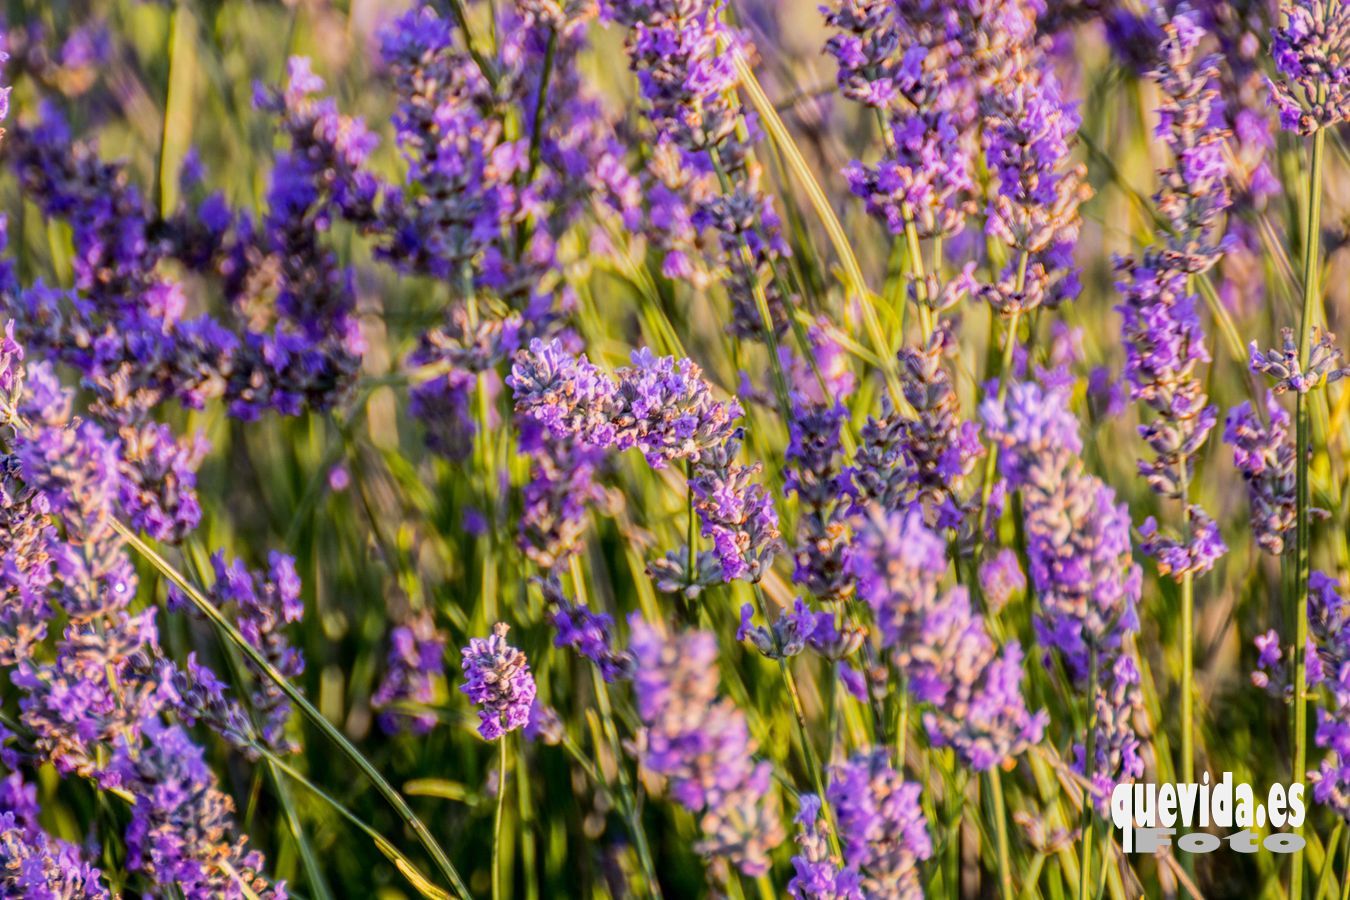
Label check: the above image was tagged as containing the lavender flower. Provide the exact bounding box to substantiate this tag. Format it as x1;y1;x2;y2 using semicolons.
788;794;859;899
113;720;286;899
460;623;537;741
511;340;781;581
539;577;632;681
518;418;609;569
373;615;446;736
202;552;306;752
848;510;1043;770
984;378;1142;678
1250;326;1350;394
981;60;1089;314
605;0;795;338
1114;9;1230;577
826;750;931;898
1224;393;1299;554
737;597;817;660
1300;573;1350;817
0;771;108;898
629;618;784;876
984;376;1145;802
911;587;1048;770
1269;0;1350;134
785;401;854;602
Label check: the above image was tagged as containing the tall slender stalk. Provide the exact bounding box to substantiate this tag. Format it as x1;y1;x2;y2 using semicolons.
569;555;664;897
987;769;1015;900
1292;121;1328;900
494;735;510;900
751;583;843;859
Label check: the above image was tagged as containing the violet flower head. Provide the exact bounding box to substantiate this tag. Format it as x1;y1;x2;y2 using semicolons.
605;0;796;338
894;328;984;530
981;64;1089;315
983;376;1142;679
787;793;860;899
629;617;784;875
845;507;947;656
785;401;854;602
826;749;931;898
1224;393;1298;554
1305;572;1350;819
373;615;446;736
113;720;285;899
540;577;632;681
910;586;1048;771
518;418;608;569
512;340;780;581
0;773;109;899
460;623;537;741
1250;327;1350;394
1269;0;1350;134
205;552;306;753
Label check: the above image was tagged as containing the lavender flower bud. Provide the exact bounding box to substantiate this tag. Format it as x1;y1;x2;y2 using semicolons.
1224;393;1299;554
460;623;537;741
1250;327;1350;394
373;615;447;736
1269;0;1350;134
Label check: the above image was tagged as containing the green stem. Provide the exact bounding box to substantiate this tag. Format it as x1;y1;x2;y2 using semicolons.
988;769;1014;900
569;557;663;897
111;522;472;900
1293;121;1328;900
494;735;509;900
752;584;842;859
976;304;1025;548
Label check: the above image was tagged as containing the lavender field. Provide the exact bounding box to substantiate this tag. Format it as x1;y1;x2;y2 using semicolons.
2;0;1349;896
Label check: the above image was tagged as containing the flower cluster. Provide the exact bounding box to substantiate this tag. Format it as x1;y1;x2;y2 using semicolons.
848;509;1045;770
511;340;781;581
373;614;447;736
979;31;1089;315
191;553;306;753
539;577;633;681
629;618;784;875
1224;392;1299;554
984;376;1145;802
825;749;932;898
1269;0;1350;134
605;0;795;338
113;721;284;899
1115;9;1229;578
0;771;108;898
1;327;285;894
461;623;537;741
